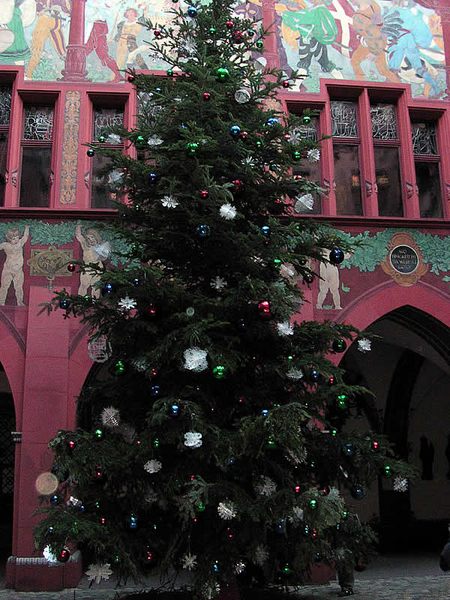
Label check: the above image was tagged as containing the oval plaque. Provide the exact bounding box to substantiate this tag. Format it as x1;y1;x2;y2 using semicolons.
389;245;419;274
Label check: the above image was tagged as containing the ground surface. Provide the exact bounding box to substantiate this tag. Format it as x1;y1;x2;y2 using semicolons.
1;554;449;599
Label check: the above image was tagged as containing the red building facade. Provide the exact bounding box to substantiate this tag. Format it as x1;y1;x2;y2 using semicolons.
0;0;448;591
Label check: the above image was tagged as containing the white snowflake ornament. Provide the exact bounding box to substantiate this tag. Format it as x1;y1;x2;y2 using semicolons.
131;356;150;372
307;148;321;162
393;477;409;493
43;545;58;564
183;347;208;372
287;367;304;380
253;544;269;566
234;560;246;575
85;563;113;585
358;338;372;353
219;203;237;220
160;195;179;208
277;321;294;336
181;553;197;570
147;135;163;146
217;501;237;520
255;476;277;497
101;406;120;428
118;296;137;312
289;506;304;522
144;459;162;474
106;133;121;145
210;276;227;291
294;193;314;212
184;431;203;448
280;262;297;279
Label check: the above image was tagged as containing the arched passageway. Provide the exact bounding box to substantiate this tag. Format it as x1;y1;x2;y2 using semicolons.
340;306;450;552
0;363;15;568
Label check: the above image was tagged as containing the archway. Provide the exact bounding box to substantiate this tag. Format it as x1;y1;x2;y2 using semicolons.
0;363;15;571
340;305;450;552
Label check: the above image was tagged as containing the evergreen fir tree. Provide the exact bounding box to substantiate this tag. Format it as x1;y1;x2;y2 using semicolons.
35;1;413;598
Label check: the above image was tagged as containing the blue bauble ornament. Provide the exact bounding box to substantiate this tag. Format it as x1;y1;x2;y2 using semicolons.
309;368;320;382
148;172;159;184
260;225;271;236
343;443;354;456
170;403;180;417
129;513;138;529
229;125;241;137
132;278;141;286
351;484;365;499
266;117;279;126
276;518;286;534
196;224;210;238
187;5;198;17
329;247;345;265
50;494;61;506
212;561;220;574
101;282;114;295
150;384;160;398
261;408;269;417
59;298;71;309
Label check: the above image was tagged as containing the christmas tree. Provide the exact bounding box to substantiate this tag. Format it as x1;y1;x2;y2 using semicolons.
35;1;413;598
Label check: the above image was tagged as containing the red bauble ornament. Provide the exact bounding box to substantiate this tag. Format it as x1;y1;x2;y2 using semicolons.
328;375;336;386
282;80;290;88
99;516;107;525
226;527;234;540
257;300;272;319
232;30;244;43
127;74;135;83
154;29;162;37
319;485;331;496
372;440;380;451
294;485;301;494
146;549;155;563
199;189;209;199
232;179;243;191
57;548;71;563
239;131;248;140
202;92;211;101
145;304;157;318
67;263;76;273
68;440;76;450
95;467;103;480
225;19;234;29
149;367;159;378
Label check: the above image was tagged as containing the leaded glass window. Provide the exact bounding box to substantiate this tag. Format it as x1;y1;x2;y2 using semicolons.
370;104;398;140
0;86;12;126
93;107;124;141
23;106;53;141
411;122;437;155
331;101;358;138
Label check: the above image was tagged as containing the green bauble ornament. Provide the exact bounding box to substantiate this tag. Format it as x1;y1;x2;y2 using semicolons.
267;435;276;449
308;498;318;509
282;563;292;575
195;500;206;512
332;338;347;353
292;150;302;161
114;360;126;375
212;365;226;379
331;428;338;437
186;142;199;155
256;40;264;49
337;393;348;409
209;26;216;34
98;135;106;143
302;115;312;124
256;140;263;148
216;67;230;81
136;135;145;145
152;438;160;449
94;428;103;439
383;464;392;478
86;148;95;157
167;68;174;76
342;510;349;519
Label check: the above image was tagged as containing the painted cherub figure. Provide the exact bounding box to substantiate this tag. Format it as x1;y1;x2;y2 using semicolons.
0;225;29;306
75;224;110;298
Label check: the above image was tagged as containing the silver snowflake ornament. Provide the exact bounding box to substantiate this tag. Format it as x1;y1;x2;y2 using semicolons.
147;135;163;146
85;563;113;585
219;203;237;220
144;459;162;474
358;338;372;353
307;148;321;162
118;296;137;312
106;133;121;145
243;156;257;167
43;545;58;564
181;553;197;571
101;406;120;428
288;506;304;523
184;431;203;448
255;476;277;497
277;321;294;336
217;501;237;520
234;560;246;575
210;276;227;291
183;347;208;372
160;195;179;208
393;477;408;493
287;367;304;380
253;544;269;566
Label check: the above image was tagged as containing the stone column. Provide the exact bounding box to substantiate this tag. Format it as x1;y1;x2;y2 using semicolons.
61;0;88;82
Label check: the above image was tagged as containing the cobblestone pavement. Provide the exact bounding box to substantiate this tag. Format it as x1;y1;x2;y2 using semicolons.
1;555;450;600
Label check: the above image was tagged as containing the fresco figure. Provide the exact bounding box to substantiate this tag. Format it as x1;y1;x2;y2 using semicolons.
350;0;398;82
385;0;442;97
280;0;342;80
114;7;148;70
0;225;29;306
85;18;122;82
316;249;351;310
75;225;109;298
0;0;36;65
26;0;71;79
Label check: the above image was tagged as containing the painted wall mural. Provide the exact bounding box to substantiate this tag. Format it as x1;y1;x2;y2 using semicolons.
276;0;446;98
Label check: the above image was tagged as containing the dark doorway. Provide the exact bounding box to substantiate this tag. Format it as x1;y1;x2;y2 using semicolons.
0;375;15;567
